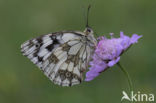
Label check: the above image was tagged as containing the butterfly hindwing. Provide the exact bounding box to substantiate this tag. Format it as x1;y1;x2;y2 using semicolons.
43;42;86;86
21;31;93;86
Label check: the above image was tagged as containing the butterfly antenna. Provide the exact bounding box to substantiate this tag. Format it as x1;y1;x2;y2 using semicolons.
86;4;91;27
82;5;87;27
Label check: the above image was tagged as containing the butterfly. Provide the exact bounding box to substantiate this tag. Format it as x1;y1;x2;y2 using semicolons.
21;5;97;86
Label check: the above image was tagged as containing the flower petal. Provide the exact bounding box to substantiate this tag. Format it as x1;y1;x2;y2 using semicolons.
130;34;142;44
85;71;99;81
108;57;120;67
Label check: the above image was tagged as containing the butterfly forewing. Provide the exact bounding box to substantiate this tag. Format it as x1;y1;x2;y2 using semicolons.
21;31;94;86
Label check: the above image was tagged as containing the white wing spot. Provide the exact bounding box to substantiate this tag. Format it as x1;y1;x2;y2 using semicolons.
54;76;62;85
68;42;82;55
42;60;49;69
62;79;70;86
82;50;86;60
31;57;38;64
57;51;67;60
24;46;36;55
60;62;68;70
38;49;49;57
43;52;52;61
21;41;29;47
22;46;29;52
53;55;67;73
71;78;80;86
50;72;56;81
79;45;85;58
73;66;80;77
43;36;51;44
54;49;63;57
62;33;80;42
44;63;55;75
68;62;74;72
86;46;91;62
41;40;53;49
32;39;38;44
67;40;80;46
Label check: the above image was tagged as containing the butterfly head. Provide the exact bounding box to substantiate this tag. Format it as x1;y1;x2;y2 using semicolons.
84;27;97;46
84;27;93;35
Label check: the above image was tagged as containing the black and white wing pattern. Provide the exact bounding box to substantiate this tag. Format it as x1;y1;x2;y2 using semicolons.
21;31;95;86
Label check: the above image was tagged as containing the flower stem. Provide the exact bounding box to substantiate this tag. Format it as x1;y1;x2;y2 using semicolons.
117;62;133;93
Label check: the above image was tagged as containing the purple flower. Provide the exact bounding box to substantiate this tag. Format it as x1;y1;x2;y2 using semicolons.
85;32;142;81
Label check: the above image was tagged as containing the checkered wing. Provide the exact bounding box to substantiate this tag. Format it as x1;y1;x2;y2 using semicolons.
21;32;93;86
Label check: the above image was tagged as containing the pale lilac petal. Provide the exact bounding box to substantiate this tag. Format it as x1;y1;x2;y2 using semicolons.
120;31;124;37
85;78;93;81
85;77;95;81
108;57;120;67
116;45;123;56
85;71;99;81
130;34;143;44
121;36;131;49
86;71;99;77
94;63;107;72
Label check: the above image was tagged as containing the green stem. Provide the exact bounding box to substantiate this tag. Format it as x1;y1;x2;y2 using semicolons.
117;62;133;93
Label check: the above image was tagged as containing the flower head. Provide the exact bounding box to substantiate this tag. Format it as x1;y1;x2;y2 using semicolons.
85;32;142;81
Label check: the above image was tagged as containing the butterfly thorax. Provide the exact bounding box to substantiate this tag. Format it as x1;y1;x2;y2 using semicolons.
83;27;97;47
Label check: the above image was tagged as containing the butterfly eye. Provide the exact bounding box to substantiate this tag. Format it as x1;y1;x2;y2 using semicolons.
87;28;91;33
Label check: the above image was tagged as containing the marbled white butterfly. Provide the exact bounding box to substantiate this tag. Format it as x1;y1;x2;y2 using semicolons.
21;5;97;86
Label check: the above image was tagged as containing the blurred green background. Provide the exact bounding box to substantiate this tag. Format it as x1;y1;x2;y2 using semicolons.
0;0;155;103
